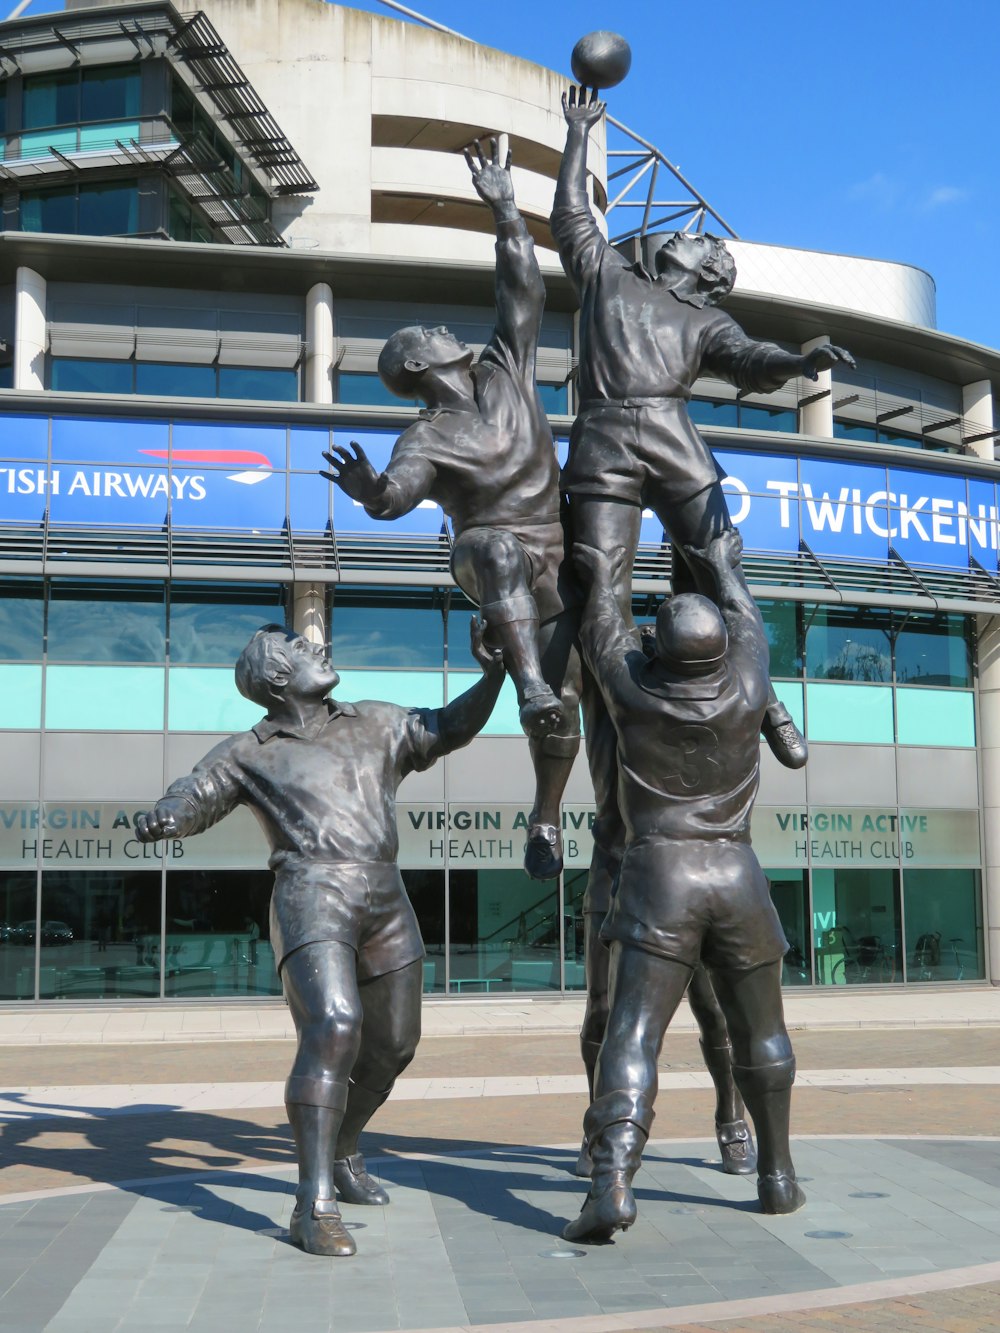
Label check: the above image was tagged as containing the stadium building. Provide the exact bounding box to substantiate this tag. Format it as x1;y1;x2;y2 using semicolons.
0;0;998;1004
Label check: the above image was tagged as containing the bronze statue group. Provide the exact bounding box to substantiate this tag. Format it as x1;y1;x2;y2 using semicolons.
138;90;854;1256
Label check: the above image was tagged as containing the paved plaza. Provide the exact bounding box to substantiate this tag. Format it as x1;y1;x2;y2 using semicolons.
2;990;1000;1332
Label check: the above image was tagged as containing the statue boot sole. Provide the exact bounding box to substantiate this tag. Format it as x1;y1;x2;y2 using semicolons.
562;1173;637;1243
758;1173;806;1215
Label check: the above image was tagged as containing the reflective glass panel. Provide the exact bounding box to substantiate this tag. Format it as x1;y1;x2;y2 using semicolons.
45;666;165;730
0;583;43;660
0;872;40;1000
812;867;902;985
21;185;76;233
402;869;445;993
135;362;215;398
688;399;738;428
80;66;140;121
833;421;877;443
78;181;138;236
766;869;811;985
894;614;971;687
448;868;560;993
167;668;264;732
163;869;280;996
169;584;286;664
330;588;444;668
335;670;444;711
0;665;42;728
218;367;298;402
446;669;520;733
739;404;796;433
48;584;166;662
759;600;802;677
805;682;894;743
38;869;161;999
903;868;984;983
22;71;77;129
805;605;891;681
51;359;133;394
562;867;588;990
537;383;568;414
337;371;417;408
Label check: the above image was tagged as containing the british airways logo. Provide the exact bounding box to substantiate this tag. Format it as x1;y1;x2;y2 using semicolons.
140;447;275;488
0;448;275;502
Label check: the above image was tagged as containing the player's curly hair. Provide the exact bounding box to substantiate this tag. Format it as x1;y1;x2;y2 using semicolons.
655;232;736;306
235;624;295;707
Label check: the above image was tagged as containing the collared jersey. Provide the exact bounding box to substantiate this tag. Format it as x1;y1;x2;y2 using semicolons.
162;699;441;867
551;183;792;403
373;220;561;537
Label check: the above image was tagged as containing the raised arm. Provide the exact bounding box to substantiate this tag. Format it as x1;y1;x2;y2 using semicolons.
465;138;542;374
683;529;769;693
702;314;855;396
322;438;438;520
550;86;611;297
135;738;242;844
433;617;507;754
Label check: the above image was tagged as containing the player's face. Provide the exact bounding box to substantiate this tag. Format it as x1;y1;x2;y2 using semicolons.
416;325;475;371
284;634;340;698
655;232;713;282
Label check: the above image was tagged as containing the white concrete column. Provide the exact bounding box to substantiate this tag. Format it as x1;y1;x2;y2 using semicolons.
305;282;334;404
799;334;834;438
963;380;995;461
292;583;326;646
14;267;46;392
977;613;1000;984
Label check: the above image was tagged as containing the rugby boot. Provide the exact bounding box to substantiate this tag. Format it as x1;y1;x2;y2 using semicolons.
716;1119;757;1176
524;821;563;880
761;701;808;770
333;1153;389;1206
519;688;564;739
758;1172;806;1215
562;1089;653;1244
573;1135;593;1178
289;1198;356;1257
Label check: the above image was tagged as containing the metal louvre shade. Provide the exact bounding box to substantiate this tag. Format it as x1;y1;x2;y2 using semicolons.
48;323;136;361
135;328;218;364
217;332;303;369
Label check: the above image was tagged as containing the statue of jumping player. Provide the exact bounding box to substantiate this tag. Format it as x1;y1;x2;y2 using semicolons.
136;620;505;1257
322;139;582;883
565;529;803;1244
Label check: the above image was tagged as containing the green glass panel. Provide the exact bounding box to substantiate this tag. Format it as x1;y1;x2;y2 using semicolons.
78;121;140;152
805;682;893;743
771;680;803;733
336;670;444;711
168;668;264;732
903;868;984;982
0;664;41;728
45;666;164;730
446;670;520;734
895;688;975;748
20;129;78;160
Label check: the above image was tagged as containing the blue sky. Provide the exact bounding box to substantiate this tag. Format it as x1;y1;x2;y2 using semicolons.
12;0;998;347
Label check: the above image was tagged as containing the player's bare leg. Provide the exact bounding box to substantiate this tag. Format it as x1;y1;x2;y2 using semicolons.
334;958;423;1205
710;959;805;1215
687;964;757;1175
452;527;563;737
282;941;364;1256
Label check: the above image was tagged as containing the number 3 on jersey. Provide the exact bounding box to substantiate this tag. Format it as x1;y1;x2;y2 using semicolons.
661;723;720;793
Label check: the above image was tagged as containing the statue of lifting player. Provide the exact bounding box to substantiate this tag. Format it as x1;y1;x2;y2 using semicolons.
323;139;582;883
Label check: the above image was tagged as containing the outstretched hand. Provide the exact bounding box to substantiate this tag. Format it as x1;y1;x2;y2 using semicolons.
321;441;383;504
573;542;626;586
562;84;606;130
464;137;514;208
470;616;505;677
685;528;744;572
800;343;856;380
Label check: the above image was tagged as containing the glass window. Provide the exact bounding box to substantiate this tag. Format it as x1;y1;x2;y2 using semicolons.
21;185;76;233
562;868;587;990
878;427;921;449
335;669;444;711
767;869;811;985
537;383;568;414
38;869;161;1000
0;81;6;136
895;614;971;687
903;869;984;983
805;682;894;744
45;665;165;730
78;180;138;235
805;605;891;681
833;421;877;443
169;584;287;665
0;583;43;661
0;366;12;390
739;404;796;433
135;362;215;398
337;371;417;408
771;680;803;733
403;869;445;993
688;398;738;428
0;665;42;728
51;359;134;394
895;688;975;748
167;668;264;732
330;588;444;668
446;669;520;733
164;869;279;997
0;872;44;1001
759;600;802;678
48;583;166;662
812;867;902;986
218;367;298;403
22;71;77;129
80;66;140;122
449;868;560;993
